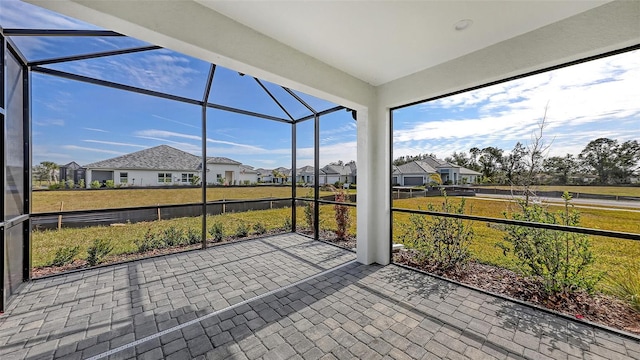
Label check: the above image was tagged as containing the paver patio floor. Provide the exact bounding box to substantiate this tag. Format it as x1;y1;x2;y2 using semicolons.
0;234;638;359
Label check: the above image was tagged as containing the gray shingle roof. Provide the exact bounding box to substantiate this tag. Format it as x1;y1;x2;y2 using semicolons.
397;161;436;174
239;165;257;174
207;157;241;165
84;145;201;170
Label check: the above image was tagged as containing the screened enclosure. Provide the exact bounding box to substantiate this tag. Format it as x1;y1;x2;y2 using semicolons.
0;18;357;310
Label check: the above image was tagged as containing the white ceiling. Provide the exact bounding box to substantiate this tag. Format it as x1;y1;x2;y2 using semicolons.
196;0;610;86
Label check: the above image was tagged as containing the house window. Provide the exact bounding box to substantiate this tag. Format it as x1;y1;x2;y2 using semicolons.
181;173;194;183
157;173;172;183
119;172;128;184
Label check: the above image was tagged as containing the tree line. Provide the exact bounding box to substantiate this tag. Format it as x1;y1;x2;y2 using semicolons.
394;137;640;185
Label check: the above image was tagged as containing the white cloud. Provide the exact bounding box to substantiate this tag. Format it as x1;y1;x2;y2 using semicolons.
34;119;65;127
83;127;109;133
82;140;147;148
62;145;124;155
151;114;199;129
135;129;267;152
396;49;640;158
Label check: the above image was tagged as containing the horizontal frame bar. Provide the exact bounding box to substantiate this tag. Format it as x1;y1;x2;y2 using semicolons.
295;105;346;123
205;103;292;124
316;199;357;207
392;207;640;241
31;66;203;105
29;45;162;66
32;197;293;217
3;29;123;37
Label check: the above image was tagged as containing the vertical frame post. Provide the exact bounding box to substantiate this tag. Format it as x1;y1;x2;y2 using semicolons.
22;56;31;281
201;65;216;249
291;121;296;232
313;114;320;241
0;30;7;311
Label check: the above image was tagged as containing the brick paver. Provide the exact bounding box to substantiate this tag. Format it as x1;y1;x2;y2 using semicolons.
0;233;638;359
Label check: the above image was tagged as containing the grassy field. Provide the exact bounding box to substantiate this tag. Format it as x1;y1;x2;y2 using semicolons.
477;185;640;197
33;187;640;292
32;204;357;268
392;196;640;291
32;186;336;213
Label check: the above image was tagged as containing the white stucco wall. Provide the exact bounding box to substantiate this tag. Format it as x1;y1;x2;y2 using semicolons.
206;163;240;185
85;169;200;187
238;172;258;184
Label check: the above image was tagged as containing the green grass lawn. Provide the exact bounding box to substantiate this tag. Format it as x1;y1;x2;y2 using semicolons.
32;186;338;213
33;204;357;268
392;196;640;292
32;187;639;295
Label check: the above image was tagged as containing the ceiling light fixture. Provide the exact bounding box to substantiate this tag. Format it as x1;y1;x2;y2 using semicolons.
454;19;473;31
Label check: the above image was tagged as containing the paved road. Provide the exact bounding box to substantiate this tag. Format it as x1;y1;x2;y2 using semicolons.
475;193;640;212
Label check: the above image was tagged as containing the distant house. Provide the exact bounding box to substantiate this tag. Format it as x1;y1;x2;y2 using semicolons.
59;161;85;185
238;165;258;184
296;166;317;184
83;145;250;187
320;162;356;185
393;156;481;186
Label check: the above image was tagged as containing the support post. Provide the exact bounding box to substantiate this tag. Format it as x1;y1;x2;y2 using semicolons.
356;106;391;265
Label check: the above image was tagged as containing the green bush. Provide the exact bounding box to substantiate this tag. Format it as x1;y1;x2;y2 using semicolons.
48;183;63;190
497;192;600;295
235;222;249;238
79;179;85;188
86;239;113;267
402;194;473;272
283;216;292;232
105;180;115;188
50;245;80;267
607;266;640;313
90;180;100;189
210;222;224;243
135;229;165;253
253;222;266;235
160;226;185;247
185;228;201;245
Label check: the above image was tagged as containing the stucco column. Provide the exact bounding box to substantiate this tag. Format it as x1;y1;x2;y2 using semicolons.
356;104;391;265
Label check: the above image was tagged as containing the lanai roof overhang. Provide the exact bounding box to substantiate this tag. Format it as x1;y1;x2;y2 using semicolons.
26;0;640;265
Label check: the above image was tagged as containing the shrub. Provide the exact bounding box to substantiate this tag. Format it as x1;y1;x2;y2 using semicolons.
608;266;640;313
185;228;201;245
79;179;85;188
235;222;249;238
48;183;63;190
66;179;74;188
90;180;100;189
160;226;185;247
333;189;351;239
105;180;115;188
253;222;266;235
50;245;80;267
86;239;113;267
135;229;164;253
402;194;473;272
283;216;292;232
497;192;600;295
210;222;224;243
303;191;315;232
243;180;250;185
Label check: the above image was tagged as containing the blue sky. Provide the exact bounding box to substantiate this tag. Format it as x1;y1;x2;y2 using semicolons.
3;0;638;169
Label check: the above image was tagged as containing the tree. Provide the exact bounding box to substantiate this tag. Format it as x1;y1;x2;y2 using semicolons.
503;142;527;185
579;138;619;184
544;154;577;185
39;161;59;185
445;151;471;168
478;147;504;181
613;140;640;183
